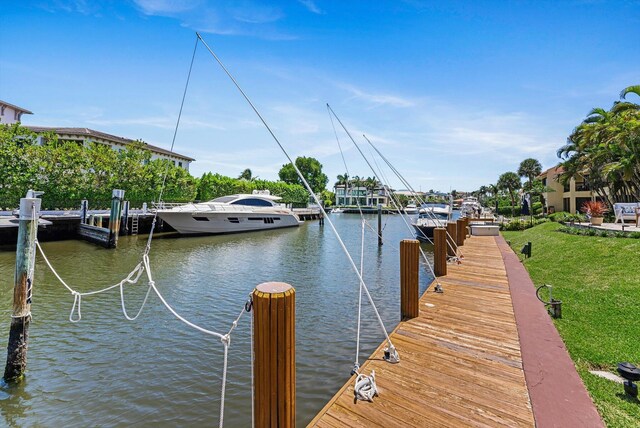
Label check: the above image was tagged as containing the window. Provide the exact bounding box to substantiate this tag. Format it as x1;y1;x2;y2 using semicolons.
231;198;274;207
178;162;183;168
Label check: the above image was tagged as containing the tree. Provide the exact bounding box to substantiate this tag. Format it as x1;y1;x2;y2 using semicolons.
557;84;640;205
278;156;328;194
517;158;542;189
238;168;254;181
497;172;521;217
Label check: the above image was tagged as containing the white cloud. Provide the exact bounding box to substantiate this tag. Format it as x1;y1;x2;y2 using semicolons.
298;0;323;14
336;82;417;108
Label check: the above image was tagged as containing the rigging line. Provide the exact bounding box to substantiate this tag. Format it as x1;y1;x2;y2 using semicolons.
327;105;388;242
363;134;461;257
354;218;365;369
196;33;395;348
327;105;372;234
358;142;441;280
145;33;200;254
325;105;441;281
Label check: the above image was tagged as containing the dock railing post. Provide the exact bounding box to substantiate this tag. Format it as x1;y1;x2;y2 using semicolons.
253;282;295;428
4;192;41;382
377;204;383;246
400;239;420;320
446;222;457;257
434;228;447;277
463;217;470;241
80;199;88;224
456;219;465;247
107;189;125;248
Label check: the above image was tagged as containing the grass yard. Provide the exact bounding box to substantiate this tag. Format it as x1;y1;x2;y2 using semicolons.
502;222;640;427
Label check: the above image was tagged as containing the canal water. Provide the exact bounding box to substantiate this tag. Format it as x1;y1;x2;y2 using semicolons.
0;214;435;427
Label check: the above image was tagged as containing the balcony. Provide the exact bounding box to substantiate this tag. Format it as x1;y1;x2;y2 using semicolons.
575;182;591;192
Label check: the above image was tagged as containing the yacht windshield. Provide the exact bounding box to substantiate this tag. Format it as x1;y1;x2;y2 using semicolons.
210;196;236;203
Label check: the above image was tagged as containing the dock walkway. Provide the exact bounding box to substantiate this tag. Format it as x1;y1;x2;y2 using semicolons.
309;235;535;427
309;233;603;427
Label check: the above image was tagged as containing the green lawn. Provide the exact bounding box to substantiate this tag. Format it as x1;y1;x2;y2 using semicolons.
502;222;640;428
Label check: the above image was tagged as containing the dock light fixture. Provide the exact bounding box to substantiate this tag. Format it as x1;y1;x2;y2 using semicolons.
617;362;640;398
520;242;532;258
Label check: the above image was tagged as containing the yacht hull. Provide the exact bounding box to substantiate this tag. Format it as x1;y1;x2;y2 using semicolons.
157;211;301;235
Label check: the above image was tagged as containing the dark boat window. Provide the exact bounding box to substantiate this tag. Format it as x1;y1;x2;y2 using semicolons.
228;217;240;223
248;217;264;221
193;216;209;222
231;198;273;207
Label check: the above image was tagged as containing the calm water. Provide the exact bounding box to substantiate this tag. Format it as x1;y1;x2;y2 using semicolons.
0;214;435;427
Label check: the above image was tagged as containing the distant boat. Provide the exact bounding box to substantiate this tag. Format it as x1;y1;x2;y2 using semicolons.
412;203;452;240
460;196;483;218
404;202;419;215
330;207;345;213
156;190;302;235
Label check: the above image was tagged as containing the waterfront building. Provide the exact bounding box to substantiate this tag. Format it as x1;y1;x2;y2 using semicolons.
333;182;390;207
0;100;33;125
537;165;595;213
25;126;194;171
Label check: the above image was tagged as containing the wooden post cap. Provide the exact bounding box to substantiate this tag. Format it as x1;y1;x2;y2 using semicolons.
255;282;293;294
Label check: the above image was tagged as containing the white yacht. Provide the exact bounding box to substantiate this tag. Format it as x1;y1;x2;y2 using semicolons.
460;196;483;218
404;202;419;215
156;191;302;235
412;203;452;240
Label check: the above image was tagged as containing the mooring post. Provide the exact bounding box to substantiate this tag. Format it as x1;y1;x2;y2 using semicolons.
80;199;88;224
456;219;465;247
377;204;383;246
253;282;295;428
433;228;447;277
446;221;457;257
122;200;130;235
4;193;41;382
400;239;420;320
107;189;125;248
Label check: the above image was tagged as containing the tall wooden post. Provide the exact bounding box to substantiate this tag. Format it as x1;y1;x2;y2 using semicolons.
463;218;470;241
433;228;447;277
4;195;41;382
80;199;88;224
107;189;124;248
456;219;465;247
400;239;419;320
446;221;457;257
377;204;383;246
253;282;295;428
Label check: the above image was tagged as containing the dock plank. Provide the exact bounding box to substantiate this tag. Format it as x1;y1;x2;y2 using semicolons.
308;235;535;427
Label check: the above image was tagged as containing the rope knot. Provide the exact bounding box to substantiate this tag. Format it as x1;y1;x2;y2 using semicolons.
354;370;378;402
220;334;230;346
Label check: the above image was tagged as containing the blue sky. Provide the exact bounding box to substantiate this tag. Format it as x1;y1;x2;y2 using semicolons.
2;1;639;192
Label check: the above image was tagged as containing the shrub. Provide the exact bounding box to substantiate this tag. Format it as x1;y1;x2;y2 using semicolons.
581;200;608;217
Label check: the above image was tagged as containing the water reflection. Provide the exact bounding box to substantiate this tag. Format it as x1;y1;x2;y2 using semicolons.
0;214;434;426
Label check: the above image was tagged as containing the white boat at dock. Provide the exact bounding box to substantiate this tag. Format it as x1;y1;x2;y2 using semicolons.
156;190;302;235
412;203;452;240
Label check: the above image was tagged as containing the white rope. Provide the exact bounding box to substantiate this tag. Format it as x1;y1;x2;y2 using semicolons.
197;34;396;353
219;336;230;428
354;370;378;402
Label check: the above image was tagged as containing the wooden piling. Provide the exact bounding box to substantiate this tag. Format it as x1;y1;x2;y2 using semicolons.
377;204;383;246
107;189;124;248
400;239;420;320
446;221;457;257
433;227;447;277
253;282;295;428
4;195;40;382
456;219;465;246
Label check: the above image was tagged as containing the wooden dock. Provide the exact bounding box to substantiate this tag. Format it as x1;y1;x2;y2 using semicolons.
308;235;535;427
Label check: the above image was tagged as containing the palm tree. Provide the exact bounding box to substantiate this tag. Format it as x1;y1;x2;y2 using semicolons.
238;168;253;181
517;158;542;190
497;172;521;217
